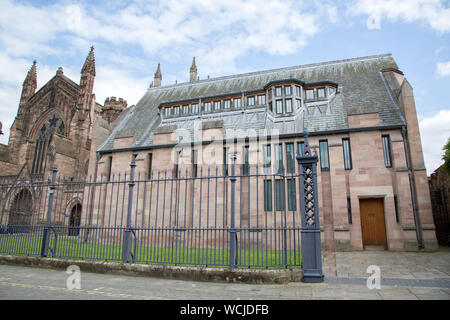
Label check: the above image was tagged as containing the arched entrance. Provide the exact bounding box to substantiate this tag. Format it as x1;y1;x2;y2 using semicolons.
8;189;33;233
68;203;82;236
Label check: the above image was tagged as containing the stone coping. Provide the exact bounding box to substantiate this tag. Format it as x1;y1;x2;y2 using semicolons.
0;255;302;284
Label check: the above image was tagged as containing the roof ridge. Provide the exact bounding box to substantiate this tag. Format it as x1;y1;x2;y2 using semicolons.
147;53;393;91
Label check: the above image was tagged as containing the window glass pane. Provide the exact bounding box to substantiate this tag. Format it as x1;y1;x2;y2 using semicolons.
192;103;199;113
214;101;221;110
329;87;336;95
248;96;255;106
233;98;241;108
285;99;292;113
276;100;283;114
298;142;304;156
288;179;296;211
285;85;292;96
173;106;180;115
275;144;283;173
296;98;302;109
342;138;352;170
306;89;314;100
275;180;285;211
275;86;282;97
182;105;189;114
264;180;272;211
263;145;271;172
286;143;295;173
204;102;211;112
243;146;249;175
258;95;266;105
268;89;273;100
382;135;392;167
224;100;231;109
269;102;273;112
319;140;330;171
317;88;326;99
295;85;301;96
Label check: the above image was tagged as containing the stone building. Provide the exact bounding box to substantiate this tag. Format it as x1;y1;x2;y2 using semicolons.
0;48;128;230
0;52;439;252
93;54;438;252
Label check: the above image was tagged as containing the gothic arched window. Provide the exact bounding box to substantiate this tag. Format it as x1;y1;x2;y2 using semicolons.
31;115;65;174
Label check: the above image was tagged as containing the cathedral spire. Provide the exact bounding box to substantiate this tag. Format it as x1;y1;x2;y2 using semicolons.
189;57;197;83
154;63;162;87
23;60;37;89
81;46;96;76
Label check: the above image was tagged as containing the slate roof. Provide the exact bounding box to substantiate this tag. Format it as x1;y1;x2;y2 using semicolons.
97;53;405;152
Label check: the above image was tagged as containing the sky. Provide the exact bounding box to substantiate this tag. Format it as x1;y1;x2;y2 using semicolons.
0;0;449;175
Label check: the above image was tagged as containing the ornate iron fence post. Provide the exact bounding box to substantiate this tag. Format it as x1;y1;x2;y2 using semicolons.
229;154;238;268
296;131;324;282
41;168;57;257
122;161;136;263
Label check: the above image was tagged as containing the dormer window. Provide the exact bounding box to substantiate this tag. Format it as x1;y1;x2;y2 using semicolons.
192;103;199;113
285;99;293;113
182;105;189;114
276;100;283;114
224;99;231;109
285;85;292;96
306;89;314;100
248;96;255;106
233;98;241;108
214;101;221;110
258;95;266;105
295;85;301;96
329;87;336;95
275;86;282;97
204;102;211;112
165;108;171;117
173;106;180;115
317;87;326;99
268;89;273;100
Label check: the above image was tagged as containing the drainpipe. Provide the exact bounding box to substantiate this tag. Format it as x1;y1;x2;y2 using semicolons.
401;125;424;249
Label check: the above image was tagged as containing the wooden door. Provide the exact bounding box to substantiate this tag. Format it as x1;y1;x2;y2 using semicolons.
360;199;387;247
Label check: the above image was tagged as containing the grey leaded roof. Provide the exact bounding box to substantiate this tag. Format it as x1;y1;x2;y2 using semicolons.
97;53;405;152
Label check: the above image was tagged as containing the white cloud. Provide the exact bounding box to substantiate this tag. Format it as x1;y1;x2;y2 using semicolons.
349;0;450;32
436;61;450;77
419;109;450;175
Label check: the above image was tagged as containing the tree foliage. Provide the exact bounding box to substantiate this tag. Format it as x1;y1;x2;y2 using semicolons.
442;137;450;175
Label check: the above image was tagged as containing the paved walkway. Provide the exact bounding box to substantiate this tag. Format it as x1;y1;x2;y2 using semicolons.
0;249;449;300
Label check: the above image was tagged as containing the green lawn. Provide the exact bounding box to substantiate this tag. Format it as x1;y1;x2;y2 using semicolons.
0;234;301;269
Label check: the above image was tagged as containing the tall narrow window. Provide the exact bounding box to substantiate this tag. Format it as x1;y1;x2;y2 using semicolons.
264;180;273;211
394;196;400;223
173;106;180;115
223;147;229;176
204;102;211;112
247;96;255;106
298;141;305;156
224;100;231;109
214;101;221;110
275;144;283;173
192;103;199;113
192;149;198;177
107;156;113;181
182;105;189;114
165;108;171;117
286;143;295;173
147;153;153;179
287;179;296;211
269;101;273;112
295;85;301;97
275;179;285;211
263;144;271;173
268;89;273;100
342;138;352;170
319;140;330;171
243;145;250;175
296;98;302;109
382;135;392;168
347;197;352;224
